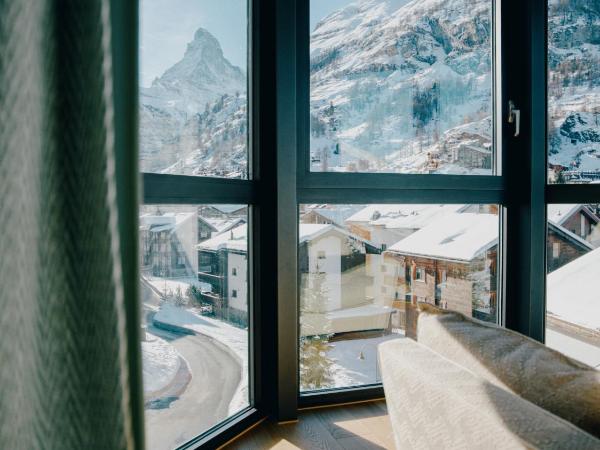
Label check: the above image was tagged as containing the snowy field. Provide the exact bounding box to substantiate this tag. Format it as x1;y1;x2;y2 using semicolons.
142;332;182;394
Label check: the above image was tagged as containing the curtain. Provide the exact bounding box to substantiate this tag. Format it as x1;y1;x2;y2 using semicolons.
0;1;142;449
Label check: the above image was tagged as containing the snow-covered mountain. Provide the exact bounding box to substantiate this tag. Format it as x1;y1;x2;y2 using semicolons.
547;0;600;182
309;0;493;174
140;0;600;180
140;28;247;177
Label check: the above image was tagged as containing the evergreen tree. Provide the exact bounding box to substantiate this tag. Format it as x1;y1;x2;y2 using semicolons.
299;273;335;390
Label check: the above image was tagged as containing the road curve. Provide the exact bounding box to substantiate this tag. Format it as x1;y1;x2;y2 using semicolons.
141;282;242;450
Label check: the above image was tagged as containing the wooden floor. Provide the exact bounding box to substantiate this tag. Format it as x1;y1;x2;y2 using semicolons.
223;400;395;450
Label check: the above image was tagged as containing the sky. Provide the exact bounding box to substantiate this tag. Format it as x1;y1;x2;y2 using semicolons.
140;0;356;87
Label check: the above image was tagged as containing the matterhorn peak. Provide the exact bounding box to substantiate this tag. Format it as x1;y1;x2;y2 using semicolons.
185;27;223;57
193;27;217;43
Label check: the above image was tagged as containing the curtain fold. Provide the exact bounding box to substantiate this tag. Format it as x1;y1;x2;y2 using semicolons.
0;1;140;449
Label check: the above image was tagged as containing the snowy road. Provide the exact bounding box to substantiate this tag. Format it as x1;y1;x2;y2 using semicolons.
141;283;241;450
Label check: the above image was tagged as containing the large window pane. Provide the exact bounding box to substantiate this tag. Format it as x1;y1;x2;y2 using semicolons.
546;204;600;368
310;0;494;174
547;2;600;184
299;204;499;391
140;1;248;178
140;204;249;449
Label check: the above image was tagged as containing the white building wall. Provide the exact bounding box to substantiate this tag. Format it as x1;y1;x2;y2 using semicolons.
176;213;198;276
370;226;414;248
308;235;342;311
228;252;247;312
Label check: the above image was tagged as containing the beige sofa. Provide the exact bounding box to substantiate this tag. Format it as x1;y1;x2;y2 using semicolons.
378;304;600;450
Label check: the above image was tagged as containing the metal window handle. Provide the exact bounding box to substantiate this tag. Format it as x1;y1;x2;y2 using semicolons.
508;100;520;137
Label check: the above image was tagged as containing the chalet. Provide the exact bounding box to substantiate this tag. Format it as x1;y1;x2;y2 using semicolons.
547;204;600;245
383;213;499;324
345;204;470;249
197;223;392;334
197;225;248;325
547;221;593;272
140;212;198;278
452;143;492;169
345;204;499;318
197;215;245;243
300;204;363;227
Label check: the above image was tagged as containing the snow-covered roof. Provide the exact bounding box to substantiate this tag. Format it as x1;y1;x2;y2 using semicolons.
140;212;195;233
198;223;376;253
299;224;379;249
208;204;246;214
198;224;248;252
547;204;581;225
547;247;600;332
303;205;364;226
347;205;406;223
346;204;467;230
204;217;246;235
386;213;498;262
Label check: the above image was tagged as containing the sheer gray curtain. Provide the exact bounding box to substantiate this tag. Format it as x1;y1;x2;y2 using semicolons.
0;1;141;449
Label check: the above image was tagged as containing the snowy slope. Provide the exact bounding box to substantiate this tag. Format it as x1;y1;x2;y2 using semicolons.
309;0;493;173
547;1;600;177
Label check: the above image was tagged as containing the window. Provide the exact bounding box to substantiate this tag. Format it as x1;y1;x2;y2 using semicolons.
545;0;600;370
140;1;248;179
299;204;500;391
139;206;249;448
138;0;254;446
552;242;560;259
546;204;600;368
309;0;495;175
547;0;600;185
129;0;594;440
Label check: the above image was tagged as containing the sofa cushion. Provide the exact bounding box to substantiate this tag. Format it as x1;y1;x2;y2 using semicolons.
414;303;600;439
379;338;600;450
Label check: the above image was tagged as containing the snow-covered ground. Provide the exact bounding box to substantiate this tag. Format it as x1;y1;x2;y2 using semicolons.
144;276;210;299
154;304;249;415
327;333;403;388
142;332;182;394
153;302;402;398
546;329;600;369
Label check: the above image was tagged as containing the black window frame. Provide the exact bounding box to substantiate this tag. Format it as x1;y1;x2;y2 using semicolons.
136;0;278;447
286;0;509;412
543;0;600;343
130;0;600;446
